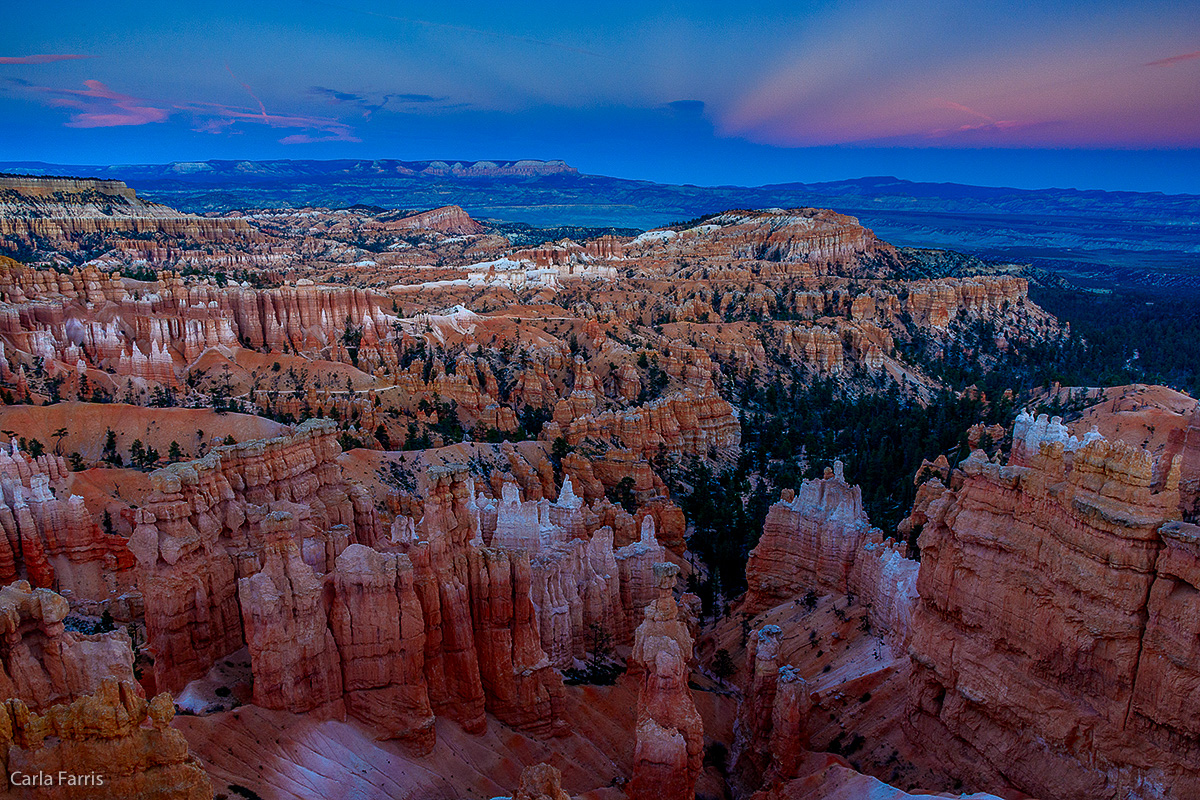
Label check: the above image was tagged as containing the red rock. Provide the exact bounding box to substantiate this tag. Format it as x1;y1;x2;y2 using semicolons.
1165;407;1200;519
906;432;1199;799
238;510;343;713
329;543;435;752
731;625;813;795
0;677;213;799
131;419;374;693
467;546;567;737
0;580;135;711
511;762;572;800
628;562;702;800
0;444;132;597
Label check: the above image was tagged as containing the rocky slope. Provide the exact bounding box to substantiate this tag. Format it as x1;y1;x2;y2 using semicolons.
5;176;1179;799
744;463;918;646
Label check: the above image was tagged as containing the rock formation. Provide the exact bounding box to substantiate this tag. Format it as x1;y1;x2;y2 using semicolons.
1165;406;1200;520
328;543;435;752
509;762;572;800
237;511;344;714
0;580;134;711
0;175;250;254
906;428;1200;799
544;379;740;461
628;562;703;800
0;678;213;799
0;443;134;603
744;463;918;644
730;626;812;795
130;419;374;692
623;209;900;276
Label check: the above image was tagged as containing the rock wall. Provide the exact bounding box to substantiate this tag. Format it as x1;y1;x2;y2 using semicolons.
130;419;374;693
744;462;919;645
906;433;1200;799
0;678;212;799
622;209;899;276
0;443;135;604
0;175;249;251
237;512;344;714
328;543;435;752
467;547;568;737
543;379;740;460
1165;407;1200;520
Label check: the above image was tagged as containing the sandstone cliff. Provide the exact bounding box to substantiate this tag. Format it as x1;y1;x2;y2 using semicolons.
744;463;918;645
906;429;1199;799
0;175;250;256
130;419;374;692
0;442;134;603
0;580;134;712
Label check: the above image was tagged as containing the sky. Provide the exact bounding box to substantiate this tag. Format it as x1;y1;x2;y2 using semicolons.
2;0;1199;192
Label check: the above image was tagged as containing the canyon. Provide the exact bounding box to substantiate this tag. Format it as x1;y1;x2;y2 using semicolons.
0;171;1196;799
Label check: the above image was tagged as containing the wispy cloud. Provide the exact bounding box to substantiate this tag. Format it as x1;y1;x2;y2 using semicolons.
0;54;94;65
310;86;450;118
168;68;358;144
179;100;359;143
30;79;168;127
1146;50;1200;67
302;0;605;59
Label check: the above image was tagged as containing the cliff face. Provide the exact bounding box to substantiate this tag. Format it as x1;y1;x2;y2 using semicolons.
905;423;1200;799
0;678;213;799
237;512;344;714
1165;407;1200;520
0;175;250;251
744;463;918;645
382;205;485;235
329;543;435;752
130;419;375;692
543;379;740;460
623;209;900;276
0;443;135;602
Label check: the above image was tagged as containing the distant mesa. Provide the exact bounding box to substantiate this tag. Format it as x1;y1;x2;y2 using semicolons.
5;158;580;183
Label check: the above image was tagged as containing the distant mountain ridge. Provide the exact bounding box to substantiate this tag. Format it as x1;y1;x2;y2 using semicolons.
2;158;578;183
3;158;1198;291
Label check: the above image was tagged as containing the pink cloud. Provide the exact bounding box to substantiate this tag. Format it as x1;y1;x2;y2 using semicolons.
1146;50;1200;67
27;79;168;127
0;54;93;65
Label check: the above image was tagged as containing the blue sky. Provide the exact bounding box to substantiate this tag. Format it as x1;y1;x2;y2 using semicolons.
2;0;1199;192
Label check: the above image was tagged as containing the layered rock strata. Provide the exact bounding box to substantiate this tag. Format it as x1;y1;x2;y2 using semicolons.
0;580;134;711
237;511;344;714
130;419;375;692
1165;406;1200;519
0;678;213;799
730;625;812;795
744;463;918;644
906;432;1200;799
328;543;435;752
0;443;134;602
